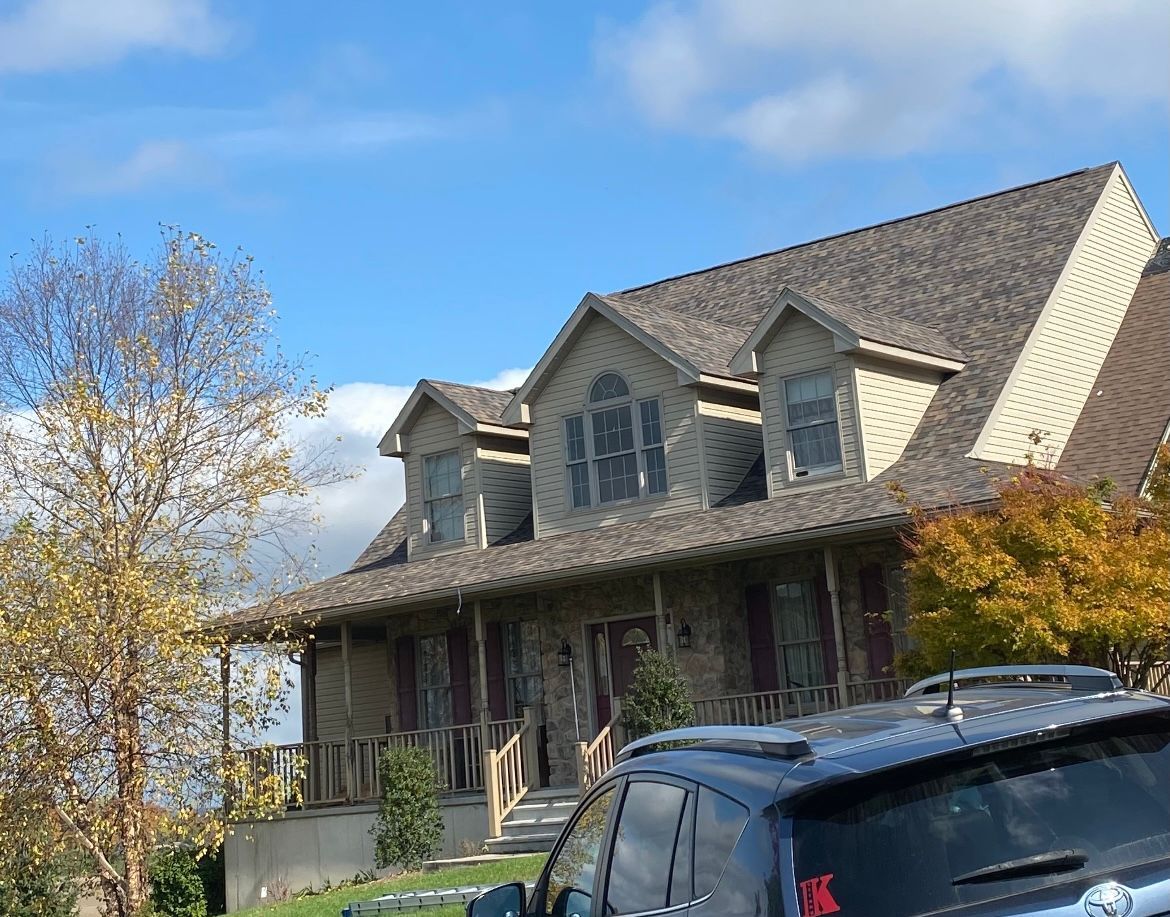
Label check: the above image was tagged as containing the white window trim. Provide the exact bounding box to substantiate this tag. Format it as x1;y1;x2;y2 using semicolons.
422;448;466;546
782;369;845;481
562;375;669;510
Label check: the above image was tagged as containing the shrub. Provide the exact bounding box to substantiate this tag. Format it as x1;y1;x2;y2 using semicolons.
622;648;694;740
0;851;78;917
370;745;443;870
195;845;225;916
149;849;207;917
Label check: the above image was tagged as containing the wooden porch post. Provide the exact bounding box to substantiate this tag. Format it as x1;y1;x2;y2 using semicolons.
341;621;355;803
220;644;232;816
823;546;851;705
301;634;318;743
474;600;489;725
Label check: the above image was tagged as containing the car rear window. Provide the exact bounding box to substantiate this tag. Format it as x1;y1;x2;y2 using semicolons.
791;713;1170;917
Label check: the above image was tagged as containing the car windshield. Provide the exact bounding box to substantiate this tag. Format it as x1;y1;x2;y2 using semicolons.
791;712;1170;917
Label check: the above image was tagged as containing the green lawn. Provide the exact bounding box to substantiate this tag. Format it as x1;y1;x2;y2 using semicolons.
231;855;547;917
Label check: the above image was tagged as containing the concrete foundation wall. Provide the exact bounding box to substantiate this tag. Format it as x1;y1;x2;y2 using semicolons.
224;796;489;912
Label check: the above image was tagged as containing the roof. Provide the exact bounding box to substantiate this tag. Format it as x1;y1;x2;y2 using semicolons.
426;380;515;424
730;286;968;375
378;378;524;456
604;687;1170;806
1059;238;1170;494
234;163;1120;631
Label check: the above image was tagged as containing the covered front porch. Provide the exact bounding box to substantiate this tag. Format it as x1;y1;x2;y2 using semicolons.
240;535;912;839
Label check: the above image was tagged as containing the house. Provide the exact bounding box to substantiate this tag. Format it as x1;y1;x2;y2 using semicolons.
223;163;1167;911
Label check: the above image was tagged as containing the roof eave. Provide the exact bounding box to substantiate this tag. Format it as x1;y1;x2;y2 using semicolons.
848;339;967;373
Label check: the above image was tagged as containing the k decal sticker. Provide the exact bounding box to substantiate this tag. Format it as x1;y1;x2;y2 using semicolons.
799;873;840;917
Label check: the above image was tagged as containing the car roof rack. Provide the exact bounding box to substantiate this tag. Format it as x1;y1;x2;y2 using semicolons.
904;664;1124;698
614;725;813;764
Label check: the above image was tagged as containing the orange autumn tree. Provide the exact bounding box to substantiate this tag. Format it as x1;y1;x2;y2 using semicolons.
0;232;342;917
894;464;1170;686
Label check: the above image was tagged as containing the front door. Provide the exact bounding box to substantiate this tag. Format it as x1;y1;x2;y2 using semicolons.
590;616;658;728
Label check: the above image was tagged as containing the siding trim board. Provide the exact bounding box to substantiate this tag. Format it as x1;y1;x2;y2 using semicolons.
971;164;1159;465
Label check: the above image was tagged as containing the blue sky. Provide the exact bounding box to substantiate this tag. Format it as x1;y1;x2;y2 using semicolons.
2;0;1168;579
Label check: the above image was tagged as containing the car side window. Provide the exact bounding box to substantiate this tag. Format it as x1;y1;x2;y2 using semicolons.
542;785;616;916
604;779;691;915
693;786;749;899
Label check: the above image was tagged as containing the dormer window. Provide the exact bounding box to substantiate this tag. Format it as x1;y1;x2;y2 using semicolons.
423;450;463;543
783;371;843;478
564;372;668;508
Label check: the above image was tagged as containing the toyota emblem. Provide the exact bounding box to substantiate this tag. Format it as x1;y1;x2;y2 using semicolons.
1084;883;1134;917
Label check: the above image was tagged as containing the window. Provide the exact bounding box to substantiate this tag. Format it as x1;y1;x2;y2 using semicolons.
792;714;1170;917
563;372;669;508
693;787;749;899
502;621;542;717
885;566;913;654
774;581;826;690
423;451;463;543
604;780;691;914
784;371;842;477
543;786;616;915
417;634;452;730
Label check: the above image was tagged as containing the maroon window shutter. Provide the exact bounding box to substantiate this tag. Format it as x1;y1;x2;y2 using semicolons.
395;636;418;732
484;622;508;721
860;564;895;677
447;626;473;725
745;584;779;693
813;574;839;685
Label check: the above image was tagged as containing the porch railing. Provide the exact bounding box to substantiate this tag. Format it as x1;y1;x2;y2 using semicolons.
847;677;912;705
241;718;524;808
575;698;623;793
692;683;841;726
485;709;539;838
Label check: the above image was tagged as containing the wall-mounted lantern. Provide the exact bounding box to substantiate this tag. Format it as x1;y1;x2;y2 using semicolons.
557;639;574;667
676;620;692;649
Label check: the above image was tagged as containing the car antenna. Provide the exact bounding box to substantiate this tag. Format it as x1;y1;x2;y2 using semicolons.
934;649;963;722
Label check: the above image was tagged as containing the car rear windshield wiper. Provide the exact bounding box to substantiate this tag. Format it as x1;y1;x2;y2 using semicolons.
952;849;1089;886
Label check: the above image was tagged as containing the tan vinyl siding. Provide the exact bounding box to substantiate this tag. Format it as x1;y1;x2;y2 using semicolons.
479;451;533;543
977;169;1156;464
699;394;763;504
530;313;702;536
314;641;391;741
758;311;861;495
404;400;477;557
854;357;941;478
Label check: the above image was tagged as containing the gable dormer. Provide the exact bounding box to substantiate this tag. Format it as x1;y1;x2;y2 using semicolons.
504;294;756;537
731;287;967;493
379;380;529;557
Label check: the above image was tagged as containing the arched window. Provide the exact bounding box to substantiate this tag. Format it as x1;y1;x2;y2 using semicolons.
564;372;668;508
589;372;629;403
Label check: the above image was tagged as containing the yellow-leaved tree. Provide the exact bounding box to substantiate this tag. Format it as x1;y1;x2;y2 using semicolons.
894;464;1170;686
0;232;342;916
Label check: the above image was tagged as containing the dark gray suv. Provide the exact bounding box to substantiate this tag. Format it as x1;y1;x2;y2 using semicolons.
469;665;1170;917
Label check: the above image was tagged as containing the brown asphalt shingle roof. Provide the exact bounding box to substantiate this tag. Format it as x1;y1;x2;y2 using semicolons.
1059;239;1170;495
592;293;750;377
233;164;1119;630
426;379;515;424
792;289;969;363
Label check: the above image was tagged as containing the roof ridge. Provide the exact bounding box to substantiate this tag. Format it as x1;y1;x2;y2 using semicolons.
425;378;516;395
615;162;1117;297
600;292;752;331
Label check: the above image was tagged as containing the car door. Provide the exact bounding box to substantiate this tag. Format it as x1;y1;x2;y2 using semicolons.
598;774;696;917
530;781;620;917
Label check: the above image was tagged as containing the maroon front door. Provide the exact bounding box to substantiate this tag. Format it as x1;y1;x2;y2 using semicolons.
590;616;658;728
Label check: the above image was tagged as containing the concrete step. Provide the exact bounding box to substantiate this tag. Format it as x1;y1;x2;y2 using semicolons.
483;832;560;855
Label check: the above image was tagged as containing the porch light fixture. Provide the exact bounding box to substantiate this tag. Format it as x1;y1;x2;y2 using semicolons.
676;620;692;649
557;639;573;667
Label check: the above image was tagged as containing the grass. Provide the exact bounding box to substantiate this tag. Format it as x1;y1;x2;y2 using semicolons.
231;855;547;917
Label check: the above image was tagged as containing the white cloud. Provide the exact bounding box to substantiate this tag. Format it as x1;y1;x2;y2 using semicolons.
0;0;227;74
57;139;222;196
598;0;1170;162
